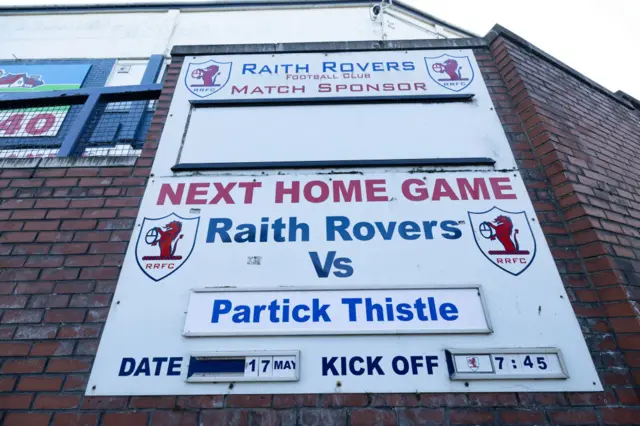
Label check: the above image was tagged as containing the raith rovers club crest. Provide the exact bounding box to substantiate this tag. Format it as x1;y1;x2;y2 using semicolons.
424;54;474;92
184;59;232;98
468;207;536;276
135;213;199;281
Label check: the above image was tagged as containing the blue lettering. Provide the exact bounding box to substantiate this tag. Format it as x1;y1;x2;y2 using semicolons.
168;357;182;376
211;299;232;323
232;305;251;323
441;220;462;239
440;302;459;320
342;298;362;321
206;218;232;243
242;64;257;74
312;298;331;322
118;358;136;376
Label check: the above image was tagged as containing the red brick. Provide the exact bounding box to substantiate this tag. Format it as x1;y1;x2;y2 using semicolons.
36;231;73;242
81;396;128;409
35;198;70;208
129;396;176;408
33;393;81;409
397;408;444;425
65;168;100;177
50;242;89;254
64;254;103;267
272;394;318;408
598;407;640;425
0;198;35;209
420;393;468;407
0;255;26;267
53;413;99;426
58;324;102;338
44;308;86;323
3;412;50;426
62;374;88;391
0;376;16;391
449;409;495;425
79;267;120;279
45;178;78;187
550;408;598;425
1;309;43;323
69;198;105;208
17;375;64;391
30;341;75;356
60;219;97;230
40;268;79;280
47;357;92;373
175;395;224;409
0;231;37;243
0;295;28;308
23;220;61;231
103;412;149;426
25;255;65;268
1;358;45;373
11;209;46;219
149;411;198;426
0;342;31;356
350;408;397;426
89;242;127;253
14;324;57;339
0;393;33;409
199;409;249;426
226;394;272;408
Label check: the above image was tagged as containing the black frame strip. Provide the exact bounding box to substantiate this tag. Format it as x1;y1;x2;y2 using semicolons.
190;93;474;108
172;158;495;172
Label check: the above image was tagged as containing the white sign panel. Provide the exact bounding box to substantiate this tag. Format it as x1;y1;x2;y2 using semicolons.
88;171;601;395
184;286;490;336
152;49;517;174
181;51;475;100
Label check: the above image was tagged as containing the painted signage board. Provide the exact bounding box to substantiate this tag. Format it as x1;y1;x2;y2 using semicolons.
88;171;601;395
0;64;91;138
152;49;516;173
184;286;491;336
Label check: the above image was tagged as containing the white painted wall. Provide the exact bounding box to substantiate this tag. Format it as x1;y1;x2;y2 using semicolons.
0;5;462;60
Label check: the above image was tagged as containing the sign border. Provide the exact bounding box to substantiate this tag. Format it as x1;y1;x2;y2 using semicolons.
445;347;569;380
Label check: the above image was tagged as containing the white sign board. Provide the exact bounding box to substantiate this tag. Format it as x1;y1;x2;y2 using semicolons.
184;286;490;336
88;171;601;395
151;49;516;174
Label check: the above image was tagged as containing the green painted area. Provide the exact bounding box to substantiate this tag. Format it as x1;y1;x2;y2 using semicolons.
0;84;80;92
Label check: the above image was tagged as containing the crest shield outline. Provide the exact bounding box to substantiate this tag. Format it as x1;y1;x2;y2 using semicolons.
184;59;232;98
468;206;537;276
466;356;480;372
135;213;200;282
424;54;474;92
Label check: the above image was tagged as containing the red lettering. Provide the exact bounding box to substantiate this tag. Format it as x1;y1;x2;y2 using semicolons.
401;179;428;201
490;177;517;199
304;180;329;203
275;181;300;203
365;179;388;202
0;113;24;136
25;113;55;135
186;183;209;205
238;182;262;204
209;182;236;204
231;85;248;94
157;183;184;205
432;179;459;201
332;180;362;202
457;178;489;200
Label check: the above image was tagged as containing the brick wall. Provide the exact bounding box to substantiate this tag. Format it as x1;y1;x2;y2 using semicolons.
0;36;638;425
